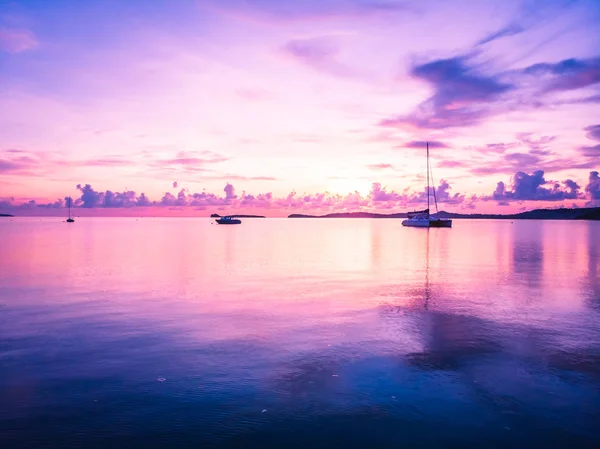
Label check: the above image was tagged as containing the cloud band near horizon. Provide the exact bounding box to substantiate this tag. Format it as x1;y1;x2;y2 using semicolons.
1;170;598;216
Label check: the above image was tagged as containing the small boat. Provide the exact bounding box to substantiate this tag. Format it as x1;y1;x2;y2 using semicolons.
66;196;75;223
216;216;241;225
402;142;452;228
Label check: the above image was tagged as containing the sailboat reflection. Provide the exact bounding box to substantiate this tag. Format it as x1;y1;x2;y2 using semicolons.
378;230;433;315
424;229;430;310
379;230;502;371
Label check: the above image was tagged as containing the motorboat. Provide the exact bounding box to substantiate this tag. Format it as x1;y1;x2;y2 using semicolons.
216;216;241;225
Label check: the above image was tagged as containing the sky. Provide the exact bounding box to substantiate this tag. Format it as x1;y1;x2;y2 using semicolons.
1;0;599;217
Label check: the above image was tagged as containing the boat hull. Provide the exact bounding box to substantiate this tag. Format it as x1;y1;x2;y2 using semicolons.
216;219;241;224
429;220;451;228
402;218;452;228
401;218;430;227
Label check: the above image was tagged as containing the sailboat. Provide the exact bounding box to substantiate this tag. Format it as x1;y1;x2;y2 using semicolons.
402;142;452;228
66;197;75;223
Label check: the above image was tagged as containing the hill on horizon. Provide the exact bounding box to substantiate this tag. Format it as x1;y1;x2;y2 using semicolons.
288;206;600;220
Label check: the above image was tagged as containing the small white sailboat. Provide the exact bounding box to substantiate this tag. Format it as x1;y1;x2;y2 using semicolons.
402;142;452;228
66;196;75;223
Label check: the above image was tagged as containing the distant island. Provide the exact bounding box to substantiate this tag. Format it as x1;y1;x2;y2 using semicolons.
0;213;14;217
289;212;406;219
210;213;266;218
288;207;600;221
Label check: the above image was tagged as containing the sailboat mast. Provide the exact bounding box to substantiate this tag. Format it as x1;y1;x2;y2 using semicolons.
430;162;439;214
426;142;430;215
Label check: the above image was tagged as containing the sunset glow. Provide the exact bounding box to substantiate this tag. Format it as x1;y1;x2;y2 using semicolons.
1;0;599;216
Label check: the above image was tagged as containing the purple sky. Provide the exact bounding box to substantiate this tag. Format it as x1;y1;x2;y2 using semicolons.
1;0;599;216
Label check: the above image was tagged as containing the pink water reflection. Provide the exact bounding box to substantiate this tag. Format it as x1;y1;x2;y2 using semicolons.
1;218;598;333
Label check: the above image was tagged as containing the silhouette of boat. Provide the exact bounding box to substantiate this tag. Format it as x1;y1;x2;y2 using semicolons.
402;142;452;228
216;216;241;225
66;197;75;223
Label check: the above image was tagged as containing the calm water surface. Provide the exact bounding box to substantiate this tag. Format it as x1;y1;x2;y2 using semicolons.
1;218;599;448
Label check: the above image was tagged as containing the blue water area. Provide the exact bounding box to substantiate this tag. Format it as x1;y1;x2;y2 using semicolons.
1;218;599;448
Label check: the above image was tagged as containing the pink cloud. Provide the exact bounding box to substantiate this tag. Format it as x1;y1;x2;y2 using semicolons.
483;142;519;153
438;160;466;168
396;140;450;150
485;170;585;203
0;27;38;53
203;0;413;26
524;57;600;93
206;174;277;181
585;124;600;142
586;171;600;203
379;55;513;130
280;36;364;79
157;152;228;167
0;155;37;173
224;183;237;200
367;163;394;170
83;158;136;167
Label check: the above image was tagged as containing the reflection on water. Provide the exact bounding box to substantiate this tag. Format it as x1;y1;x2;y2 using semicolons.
511;222;544;289
0;218;599;449
587;224;600;308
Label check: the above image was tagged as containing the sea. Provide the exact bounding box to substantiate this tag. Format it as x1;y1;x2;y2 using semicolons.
1;217;599;448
